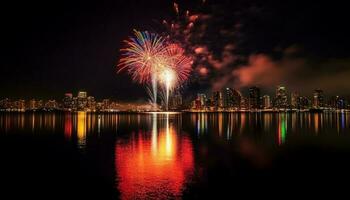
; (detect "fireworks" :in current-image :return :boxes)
[173,2,179,16]
[159,68,175,110]
[118,30,167,83]
[118,30,192,110]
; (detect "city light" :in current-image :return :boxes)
[1,86,350,113]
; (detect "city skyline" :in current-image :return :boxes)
[1,84,349,112]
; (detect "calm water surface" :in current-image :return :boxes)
[1,112,350,199]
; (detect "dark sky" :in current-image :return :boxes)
[1,0,349,101]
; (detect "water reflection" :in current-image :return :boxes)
[1,112,350,142]
[115,114,194,199]
[1,112,350,198]
[277,114,287,145]
[77,112,87,149]
[64,113,72,139]
[186,112,350,145]
[314,113,319,134]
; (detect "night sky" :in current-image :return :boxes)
[1,0,349,101]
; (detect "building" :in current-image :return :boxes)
[212,91,223,110]
[65,93,73,98]
[71,97,78,111]
[37,100,43,110]
[223,88,241,110]
[87,96,96,111]
[28,99,43,110]
[248,86,261,110]
[313,89,324,108]
[96,102,103,111]
[63,93,73,110]
[298,96,310,109]
[170,93,183,110]
[44,100,58,111]
[329,96,345,109]
[78,91,87,99]
[263,95,271,109]
[0,99,9,110]
[197,93,207,108]
[240,97,249,110]
[77,91,88,111]
[28,99,37,110]
[291,92,299,109]
[193,99,202,110]
[191,94,206,110]
[11,100,26,111]
[275,86,288,109]
[206,98,214,111]
[102,99,110,111]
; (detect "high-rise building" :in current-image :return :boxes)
[206,97,214,111]
[298,96,310,109]
[240,97,249,110]
[212,91,223,109]
[275,86,288,109]
[87,96,96,111]
[78,91,87,99]
[313,89,324,108]
[291,92,299,109]
[102,99,110,111]
[29,99,37,110]
[170,93,183,110]
[174,94,183,107]
[72,97,78,111]
[63,93,73,110]
[223,88,242,109]
[248,86,261,110]
[77,91,88,111]
[197,93,207,108]
[329,96,345,109]
[192,99,202,110]
[263,95,271,109]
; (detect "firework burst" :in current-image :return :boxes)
[118,30,193,110]
[165,43,193,85]
[118,30,168,109]
[118,30,167,83]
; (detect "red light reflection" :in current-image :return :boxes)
[115,116,194,199]
[64,113,72,139]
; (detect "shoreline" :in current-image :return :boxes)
[1,109,350,114]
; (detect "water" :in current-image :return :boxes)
[1,112,350,199]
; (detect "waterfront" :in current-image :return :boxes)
[1,112,350,199]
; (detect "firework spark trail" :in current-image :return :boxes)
[160,43,193,110]
[118,30,167,109]
[118,29,193,110]
[160,69,175,110]
[173,2,179,16]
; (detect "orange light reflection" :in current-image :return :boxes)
[115,114,194,199]
[77,112,86,148]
